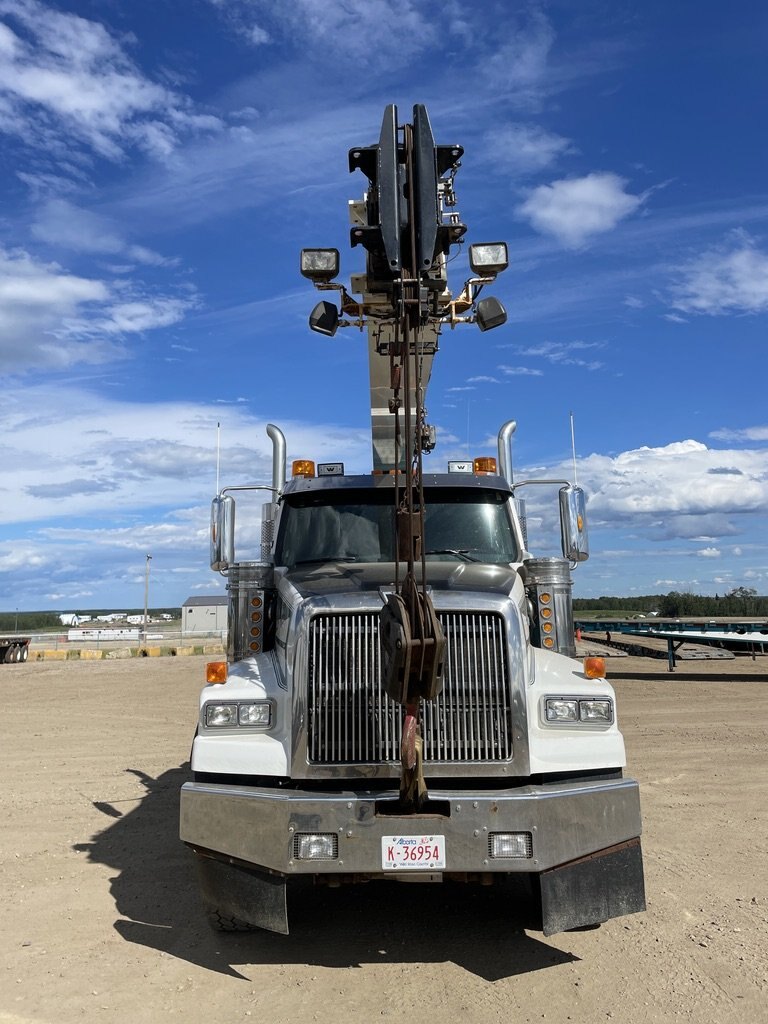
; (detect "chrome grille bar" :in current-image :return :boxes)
[307,611,512,764]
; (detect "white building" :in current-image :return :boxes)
[59,613,86,626]
[182,595,228,635]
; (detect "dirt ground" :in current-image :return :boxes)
[2,654,767,1024]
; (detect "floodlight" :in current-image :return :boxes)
[300,248,340,282]
[469,242,508,277]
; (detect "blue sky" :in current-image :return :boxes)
[1,0,766,611]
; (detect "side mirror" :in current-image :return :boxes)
[210,495,235,571]
[559,485,589,562]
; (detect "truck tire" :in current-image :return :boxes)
[20,646,28,662]
[4,647,15,664]
[204,907,255,932]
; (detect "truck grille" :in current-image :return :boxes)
[307,611,512,764]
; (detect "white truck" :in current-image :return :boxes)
[179,104,645,937]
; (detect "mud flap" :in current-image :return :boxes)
[195,854,289,934]
[539,838,646,936]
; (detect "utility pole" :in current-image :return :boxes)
[143,554,152,646]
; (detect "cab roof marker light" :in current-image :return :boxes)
[292,459,315,478]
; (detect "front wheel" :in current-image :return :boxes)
[205,906,255,932]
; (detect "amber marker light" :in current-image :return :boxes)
[473,457,497,475]
[583,657,606,679]
[206,661,228,684]
[292,459,315,478]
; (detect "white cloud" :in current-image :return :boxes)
[0,245,196,371]
[670,233,768,315]
[697,547,720,558]
[485,122,572,175]
[32,199,172,264]
[580,439,768,529]
[517,172,643,248]
[0,383,373,525]
[0,0,221,162]
[498,365,544,377]
[0,384,375,606]
[208,0,435,64]
[481,9,555,104]
[709,425,768,443]
[514,340,604,370]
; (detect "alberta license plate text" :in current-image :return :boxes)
[381,835,446,870]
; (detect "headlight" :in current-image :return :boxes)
[579,699,613,723]
[238,702,272,727]
[543,696,614,726]
[204,700,273,729]
[206,703,237,727]
[545,699,578,722]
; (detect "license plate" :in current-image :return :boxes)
[381,835,446,870]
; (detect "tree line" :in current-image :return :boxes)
[574,587,768,618]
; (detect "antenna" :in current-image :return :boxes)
[216,422,221,494]
[570,411,578,485]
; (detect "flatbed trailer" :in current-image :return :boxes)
[0,637,31,664]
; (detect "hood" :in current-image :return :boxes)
[284,560,519,602]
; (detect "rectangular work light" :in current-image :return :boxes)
[300,248,340,281]
[469,242,508,276]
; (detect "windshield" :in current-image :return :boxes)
[274,486,520,567]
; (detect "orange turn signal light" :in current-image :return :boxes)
[292,459,315,478]
[583,656,606,679]
[473,457,497,475]
[206,661,228,684]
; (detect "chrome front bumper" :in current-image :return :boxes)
[180,776,642,875]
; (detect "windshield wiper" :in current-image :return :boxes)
[292,556,358,566]
[424,548,479,562]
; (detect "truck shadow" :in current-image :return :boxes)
[75,765,578,982]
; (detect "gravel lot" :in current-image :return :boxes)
[2,654,767,1024]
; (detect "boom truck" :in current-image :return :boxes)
[180,104,646,936]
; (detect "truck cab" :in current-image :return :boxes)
[180,442,645,936]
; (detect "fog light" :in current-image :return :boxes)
[206,703,237,727]
[238,702,272,727]
[489,832,532,859]
[294,833,338,860]
[545,698,578,722]
[579,699,613,723]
